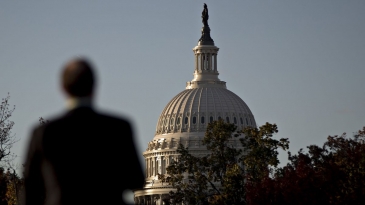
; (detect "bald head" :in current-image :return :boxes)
[62,58,95,97]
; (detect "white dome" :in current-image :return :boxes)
[155,87,256,135]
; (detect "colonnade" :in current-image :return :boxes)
[146,155,178,178]
[134,194,181,205]
[195,52,217,72]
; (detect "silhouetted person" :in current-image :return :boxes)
[24,58,144,205]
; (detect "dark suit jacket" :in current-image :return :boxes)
[24,107,144,205]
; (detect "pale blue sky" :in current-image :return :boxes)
[1,0,365,174]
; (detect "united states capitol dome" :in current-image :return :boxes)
[154,36,256,138]
[134,4,256,204]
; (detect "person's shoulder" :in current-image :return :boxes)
[28,113,66,143]
[31,114,63,132]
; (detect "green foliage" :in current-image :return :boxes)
[160,120,288,205]
[240,123,289,182]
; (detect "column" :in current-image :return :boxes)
[152,158,155,176]
[144,158,148,177]
[157,156,161,174]
[210,53,213,71]
[195,53,198,71]
[200,53,203,71]
[150,158,152,177]
[148,158,150,177]
[214,53,217,71]
[204,53,208,70]
[161,156,165,174]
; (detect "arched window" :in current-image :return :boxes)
[201,116,205,124]
[240,117,243,124]
[210,116,214,123]
[184,117,188,124]
[177,117,181,125]
[234,117,237,124]
[218,116,222,120]
[193,116,197,124]
[226,117,230,123]
[246,118,249,125]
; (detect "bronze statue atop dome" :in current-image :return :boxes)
[198,3,214,45]
[202,3,209,26]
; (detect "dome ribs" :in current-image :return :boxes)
[227,90,256,127]
[197,88,204,132]
[168,89,188,133]
[225,89,240,127]
[156,90,188,134]
[174,89,191,133]
[156,87,257,135]
[208,86,216,122]
[188,88,200,132]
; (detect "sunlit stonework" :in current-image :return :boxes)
[133,4,256,205]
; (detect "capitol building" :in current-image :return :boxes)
[134,5,256,205]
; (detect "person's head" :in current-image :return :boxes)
[61,57,96,98]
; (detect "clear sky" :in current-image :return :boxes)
[1,0,365,175]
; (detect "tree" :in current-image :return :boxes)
[0,94,24,205]
[5,167,23,205]
[2,116,47,205]
[240,123,289,183]
[0,166,23,205]
[159,120,241,205]
[0,94,17,165]
[159,120,289,205]
[0,168,8,205]
[245,127,365,205]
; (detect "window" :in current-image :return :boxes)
[246,118,249,125]
[193,116,196,124]
[234,117,237,124]
[210,116,213,123]
[201,116,205,124]
[170,118,174,125]
[185,117,188,124]
[218,116,222,120]
[240,118,243,124]
[226,117,230,123]
[177,117,181,125]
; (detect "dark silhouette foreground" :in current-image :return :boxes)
[24,58,144,205]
